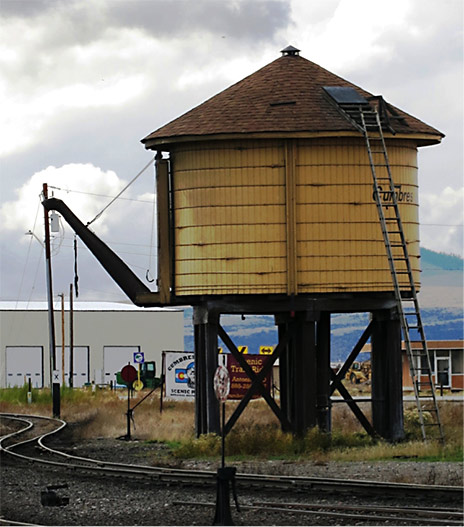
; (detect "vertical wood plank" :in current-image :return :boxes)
[156,157,172,303]
[285,140,297,295]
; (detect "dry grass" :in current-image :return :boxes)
[327,440,450,462]
[74,393,196,442]
[1,387,462,462]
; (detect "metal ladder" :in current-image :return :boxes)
[359,108,444,442]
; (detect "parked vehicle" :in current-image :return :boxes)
[116,361,160,389]
[346,360,371,384]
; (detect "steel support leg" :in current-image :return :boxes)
[371,310,404,441]
[316,312,331,432]
[276,312,317,436]
[193,306,220,436]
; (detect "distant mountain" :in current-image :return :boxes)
[419,248,463,309]
[421,248,463,271]
[183,248,463,361]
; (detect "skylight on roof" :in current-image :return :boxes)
[323,86,367,105]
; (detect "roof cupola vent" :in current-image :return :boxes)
[280,45,300,56]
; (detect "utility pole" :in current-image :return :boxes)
[43,183,60,417]
[59,293,65,386]
[69,283,74,389]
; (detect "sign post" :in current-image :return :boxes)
[120,363,137,440]
[213,365,239,526]
[214,365,230,468]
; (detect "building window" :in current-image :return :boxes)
[452,350,463,374]
[420,350,435,373]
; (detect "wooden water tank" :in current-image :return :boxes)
[142,47,443,301]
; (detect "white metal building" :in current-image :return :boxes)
[0,302,184,388]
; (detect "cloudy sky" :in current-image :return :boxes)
[1,0,462,304]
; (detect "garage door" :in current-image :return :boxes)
[6,346,43,388]
[56,346,90,388]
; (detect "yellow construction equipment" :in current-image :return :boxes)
[346,360,371,384]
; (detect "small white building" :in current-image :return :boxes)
[0,301,184,388]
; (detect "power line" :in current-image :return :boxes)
[86,156,155,227]
[48,187,154,204]
[56,234,153,249]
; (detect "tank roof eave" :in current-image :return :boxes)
[142,130,443,151]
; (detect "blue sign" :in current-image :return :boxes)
[133,351,145,364]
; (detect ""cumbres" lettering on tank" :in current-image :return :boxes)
[373,184,414,206]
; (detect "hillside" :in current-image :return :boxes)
[421,248,463,271]
[183,248,463,361]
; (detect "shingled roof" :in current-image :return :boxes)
[142,49,443,148]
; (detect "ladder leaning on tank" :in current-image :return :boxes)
[357,107,444,442]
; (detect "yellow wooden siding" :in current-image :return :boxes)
[170,138,421,296]
[295,138,419,293]
[173,141,287,295]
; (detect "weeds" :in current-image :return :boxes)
[172,426,375,461]
[0,385,53,406]
[1,387,462,463]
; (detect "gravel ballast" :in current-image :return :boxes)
[1,436,462,526]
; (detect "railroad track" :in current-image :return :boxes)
[1,412,463,526]
[176,500,464,526]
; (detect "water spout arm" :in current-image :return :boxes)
[42,197,157,306]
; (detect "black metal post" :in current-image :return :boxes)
[27,377,32,404]
[221,402,225,468]
[213,466,237,526]
[160,351,165,414]
[126,385,131,440]
[52,383,60,418]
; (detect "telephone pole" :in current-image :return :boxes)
[43,183,60,417]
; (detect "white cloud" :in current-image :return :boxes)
[0,22,169,157]
[285,0,413,71]
[0,163,126,237]
[420,186,464,256]
[2,74,147,157]
[0,1,288,158]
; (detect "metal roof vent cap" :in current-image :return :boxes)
[280,45,300,56]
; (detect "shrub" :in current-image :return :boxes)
[173,433,221,458]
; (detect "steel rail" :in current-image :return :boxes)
[0,415,34,442]
[253,501,464,525]
[0,519,40,526]
[0,414,66,458]
[175,500,464,526]
[1,413,463,502]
